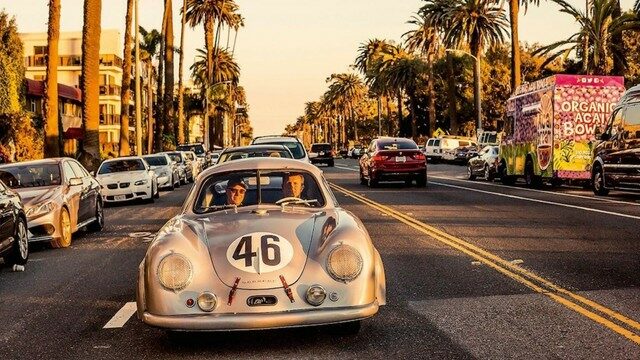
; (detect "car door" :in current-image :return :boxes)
[0,181,13,251]
[70,160,96,223]
[62,161,83,228]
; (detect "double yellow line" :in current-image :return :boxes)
[330,183,640,345]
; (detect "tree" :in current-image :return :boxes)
[139,27,162,153]
[177,0,187,145]
[119,0,133,156]
[536,0,637,75]
[44,0,61,157]
[78,0,102,171]
[506,1,541,90]
[324,73,367,144]
[163,0,175,148]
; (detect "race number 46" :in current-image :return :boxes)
[226,232,294,274]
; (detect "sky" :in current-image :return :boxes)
[0,0,636,136]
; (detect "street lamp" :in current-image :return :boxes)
[445,49,482,134]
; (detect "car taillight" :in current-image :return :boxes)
[414,153,426,161]
[372,154,384,163]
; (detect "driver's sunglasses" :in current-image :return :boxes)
[228,188,246,194]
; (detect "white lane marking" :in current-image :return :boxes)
[430,175,640,207]
[430,181,640,220]
[103,302,137,329]
[335,165,358,172]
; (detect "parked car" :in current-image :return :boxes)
[348,145,364,159]
[592,84,640,196]
[0,158,104,248]
[143,154,180,191]
[339,147,349,159]
[177,143,208,167]
[136,157,386,334]
[182,151,202,179]
[467,145,500,181]
[0,179,28,266]
[217,145,293,164]
[309,143,335,167]
[251,136,310,163]
[441,138,478,162]
[209,150,222,166]
[359,137,427,187]
[453,145,480,164]
[162,151,193,184]
[423,138,442,163]
[96,156,159,204]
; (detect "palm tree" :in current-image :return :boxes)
[433,0,508,132]
[163,0,175,147]
[119,0,133,156]
[139,27,161,153]
[79,0,102,171]
[324,73,367,144]
[177,0,187,145]
[507,1,541,90]
[371,43,410,137]
[44,0,61,157]
[536,0,637,75]
[404,13,440,136]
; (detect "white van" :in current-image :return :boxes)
[440,137,477,162]
[423,138,443,163]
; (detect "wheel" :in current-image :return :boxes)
[416,173,427,187]
[359,169,367,185]
[4,217,28,266]
[524,159,542,188]
[332,321,361,336]
[592,166,609,196]
[328,160,334,167]
[484,165,494,181]
[404,179,413,186]
[367,171,378,188]
[175,175,181,188]
[154,182,160,198]
[467,165,476,180]
[51,207,72,248]
[500,162,516,185]
[147,186,156,203]
[168,176,175,191]
[87,201,104,232]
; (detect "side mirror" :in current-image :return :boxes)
[90,171,96,177]
[69,177,83,186]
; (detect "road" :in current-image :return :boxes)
[1,159,639,359]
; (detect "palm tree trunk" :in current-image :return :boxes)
[79,0,102,171]
[397,90,404,137]
[509,0,521,91]
[611,1,624,75]
[155,12,166,152]
[177,0,186,145]
[119,0,133,156]
[163,0,175,144]
[446,53,458,134]
[205,17,215,149]
[409,93,417,140]
[146,61,154,153]
[385,96,392,136]
[428,63,436,137]
[44,0,61,158]
[472,45,482,133]
[351,106,358,141]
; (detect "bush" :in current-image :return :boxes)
[0,113,44,162]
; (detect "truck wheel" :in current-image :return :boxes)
[525,159,542,188]
[592,166,609,196]
[500,162,516,185]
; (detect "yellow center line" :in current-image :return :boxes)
[330,182,640,345]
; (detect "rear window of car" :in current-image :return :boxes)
[377,140,418,150]
[427,139,434,146]
[218,149,293,163]
[177,144,205,155]
[311,144,331,152]
[98,159,145,174]
[166,152,183,163]
[433,139,441,146]
[143,156,168,166]
[269,142,305,159]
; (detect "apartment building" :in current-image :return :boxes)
[20,30,126,154]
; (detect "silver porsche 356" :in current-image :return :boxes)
[136,157,386,334]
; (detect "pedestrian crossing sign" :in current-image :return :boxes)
[433,128,446,137]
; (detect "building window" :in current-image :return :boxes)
[30,100,36,113]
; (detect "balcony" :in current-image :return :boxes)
[100,114,121,125]
[100,85,121,96]
[24,54,123,68]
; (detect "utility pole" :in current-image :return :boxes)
[134,0,142,155]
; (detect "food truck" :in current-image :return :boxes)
[499,74,625,186]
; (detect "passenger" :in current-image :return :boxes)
[282,172,305,198]
[226,177,247,206]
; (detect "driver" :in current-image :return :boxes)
[226,177,247,206]
[282,172,305,199]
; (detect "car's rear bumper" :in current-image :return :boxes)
[141,301,379,331]
[372,167,426,180]
[311,157,334,163]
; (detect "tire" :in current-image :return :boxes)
[524,158,542,188]
[367,171,378,188]
[416,172,427,188]
[87,201,104,232]
[500,162,516,186]
[592,166,610,196]
[328,160,334,167]
[168,176,175,191]
[484,165,494,181]
[332,321,361,336]
[51,207,72,248]
[404,179,413,186]
[359,169,367,185]
[467,165,476,180]
[4,217,28,266]
[175,175,181,188]
[154,182,160,199]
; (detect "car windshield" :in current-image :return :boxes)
[378,140,418,150]
[177,144,205,155]
[143,156,168,166]
[98,159,146,174]
[166,153,183,163]
[0,163,61,188]
[218,149,293,163]
[194,170,325,213]
[311,144,331,152]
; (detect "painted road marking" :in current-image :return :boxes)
[329,182,640,345]
[430,181,640,221]
[103,302,137,329]
[335,165,357,172]
[430,175,640,207]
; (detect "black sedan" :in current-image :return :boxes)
[0,179,28,266]
[467,145,499,181]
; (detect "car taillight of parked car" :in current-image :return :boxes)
[372,154,385,163]
[413,153,426,161]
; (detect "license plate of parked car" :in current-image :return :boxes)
[115,195,126,201]
[395,156,406,162]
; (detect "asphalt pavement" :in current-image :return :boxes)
[0,159,638,359]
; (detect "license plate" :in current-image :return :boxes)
[395,156,406,162]
[114,195,126,201]
[247,295,278,306]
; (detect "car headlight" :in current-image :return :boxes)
[25,201,55,218]
[157,253,192,291]
[327,245,363,283]
[134,179,148,186]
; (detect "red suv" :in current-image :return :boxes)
[359,137,427,187]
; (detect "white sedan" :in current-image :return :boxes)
[96,156,159,203]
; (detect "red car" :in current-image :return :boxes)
[359,137,427,187]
